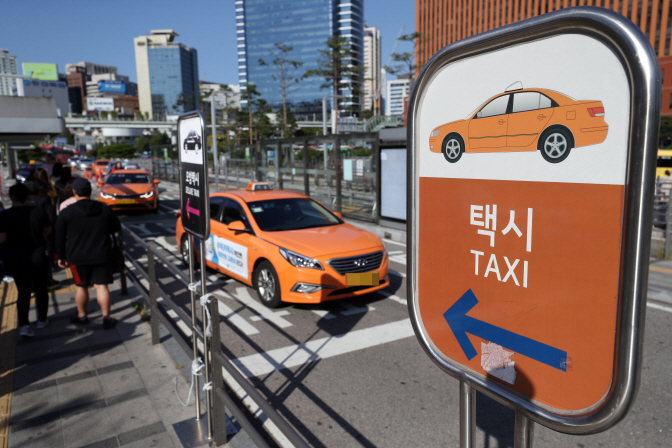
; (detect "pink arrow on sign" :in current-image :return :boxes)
[186,198,200,219]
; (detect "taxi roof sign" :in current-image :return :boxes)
[247,181,272,191]
[407,7,660,434]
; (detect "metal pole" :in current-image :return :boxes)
[118,232,128,295]
[211,95,219,192]
[224,154,229,191]
[335,136,342,213]
[188,237,202,420]
[209,272,227,445]
[277,141,283,190]
[666,195,672,258]
[147,249,160,345]
[514,410,534,448]
[459,381,476,448]
[199,240,213,440]
[322,95,328,136]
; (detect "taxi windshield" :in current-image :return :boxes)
[107,173,150,184]
[96,161,109,166]
[247,197,342,231]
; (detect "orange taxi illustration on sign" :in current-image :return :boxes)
[176,183,389,308]
[429,82,609,163]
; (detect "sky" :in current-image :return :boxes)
[0,0,416,86]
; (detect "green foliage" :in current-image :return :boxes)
[384,32,426,91]
[94,143,137,159]
[352,147,372,157]
[304,36,364,126]
[361,109,374,120]
[661,116,672,148]
[294,147,324,162]
[149,130,171,146]
[18,147,46,163]
[59,128,75,145]
[135,136,149,153]
[259,42,304,137]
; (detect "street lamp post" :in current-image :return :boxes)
[205,91,227,192]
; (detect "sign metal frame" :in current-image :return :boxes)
[178,110,210,239]
[407,7,661,434]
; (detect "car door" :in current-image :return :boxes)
[208,198,255,282]
[506,91,554,149]
[203,196,226,269]
[468,94,511,150]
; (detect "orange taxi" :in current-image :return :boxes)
[429,83,609,163]
[176,183,389,308]
[97,169,160,212]
[93,159,110,179]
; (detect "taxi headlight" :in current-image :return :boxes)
[100,191,113,199]
[431,129,441,137]
[279,248,324,270]
[140,190,154,198]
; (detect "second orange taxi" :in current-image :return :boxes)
[98,169,160,212]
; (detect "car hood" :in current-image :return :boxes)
[260,223,383,258]
[101,184,153,195]
[438,118,467,130]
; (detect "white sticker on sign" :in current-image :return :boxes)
[179,118,204,165]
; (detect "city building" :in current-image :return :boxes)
[414,1,672,115]
[662,56,672,117]
[363,26,382,115]
[20,79,69,117]
[66,65,87,114]
[65,62,117,77]
[0,49,18,96]
[134,29,199,120]
[235,0,365,122]
[386,74,410,117]
[85,73,137,98]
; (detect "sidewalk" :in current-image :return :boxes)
[0,267,229,448]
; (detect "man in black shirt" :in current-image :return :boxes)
[55,178,121,329]
[0,183,52,338]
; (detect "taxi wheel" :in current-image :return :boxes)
[254,261,281,308]
[180,235,197,267]
[442,133,464,163]
[539,127,573,163]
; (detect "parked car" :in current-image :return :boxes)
[14,162,43,182]
[429,83,609,163]
[176,183,389,308]
[78,158,94,171]
[93,159,110,178]
[97,170,160,212]
[68,157,80,169]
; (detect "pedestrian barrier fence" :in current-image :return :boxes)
[118,224,310,448]
[653,178,672,257]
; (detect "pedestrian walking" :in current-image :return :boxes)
[0,183,52,337]
[55,178,121,329]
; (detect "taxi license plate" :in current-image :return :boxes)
[117,199,136,204]
[346,272,379,287]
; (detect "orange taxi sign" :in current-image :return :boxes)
[408,8,660,433]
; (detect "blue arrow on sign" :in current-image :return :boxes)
[443,289,568,372]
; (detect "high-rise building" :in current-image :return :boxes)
[66,66,87,114]
[363,26,382,115]
[414,2,671,115]
[65,62,117,77]
[134,30,199,120]
[0,49,18,96]
[236,0,365,121]
[386,74,411,117]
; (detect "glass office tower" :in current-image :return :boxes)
[236,0,364,120]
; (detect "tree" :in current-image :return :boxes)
[173,91,205,113]
[135,136,149,153]
[384,32,426,92]
[258,42,304,138]
[96,143,137,159]
[304,36,364,133]
[240,83,262,144]
[253,99,274,139]
[149,130,171,147]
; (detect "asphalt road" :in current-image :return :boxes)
[89,179,672,447]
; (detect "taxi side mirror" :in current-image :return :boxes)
[333,212,342,219]
[228,220,250,233]
[153,179,161,184]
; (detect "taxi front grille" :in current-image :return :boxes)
[111,193,142,198]
[327,251,383,275]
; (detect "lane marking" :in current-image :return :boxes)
[306,308,338,320]
[378,291,407,305]
[650,266,672,275]
[217,288,293,328]
[216,298,260,335]
[389,254,407,265]
[383,238,406,247]
[250,310,291,321]
[647,301,672,313]
[338,301,375,316]
[389,269,406,278]
[232,318,414,378]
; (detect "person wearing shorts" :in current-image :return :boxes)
[55,178,121,329]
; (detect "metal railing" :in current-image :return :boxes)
[119,224,310,448]
[653,179,672,257]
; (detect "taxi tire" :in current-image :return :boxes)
[180,235,198,267]
[442,133,464,163]
[539,126,573,163]
[254,261,281,308]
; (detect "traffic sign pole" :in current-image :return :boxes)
[514,410,534,448]
[459,381,475,448]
